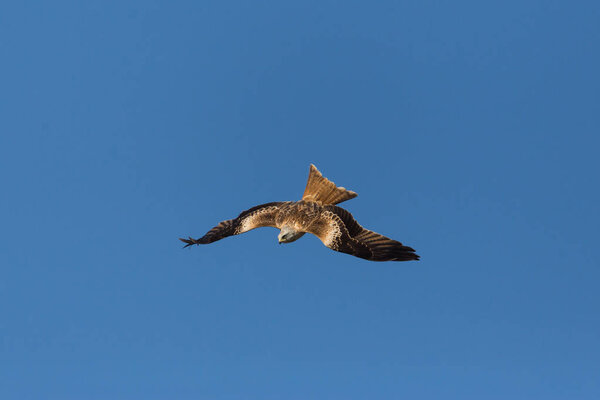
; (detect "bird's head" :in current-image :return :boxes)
[278,226,305,244]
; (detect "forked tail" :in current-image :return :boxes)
[301,164,357,205]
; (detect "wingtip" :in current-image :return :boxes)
[406,250,420,261]
[179,237,197,248]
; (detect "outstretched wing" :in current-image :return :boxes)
[307,205,419,262]
[180,202,288,247]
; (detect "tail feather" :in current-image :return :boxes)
[302,164,357,205]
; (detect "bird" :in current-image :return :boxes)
[180,164,419,262]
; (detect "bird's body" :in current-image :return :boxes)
[180,165,419,262]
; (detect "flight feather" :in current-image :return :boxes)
[302,164,357,205]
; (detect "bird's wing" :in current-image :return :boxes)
[180,202,288,247]
[307,205,419,262]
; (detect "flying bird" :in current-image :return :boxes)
[180,165,419,262]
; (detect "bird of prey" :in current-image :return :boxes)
[180,165,419,262]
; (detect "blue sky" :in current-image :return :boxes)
[1,0,599,398]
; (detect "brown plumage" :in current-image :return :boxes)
[180,164,419,262]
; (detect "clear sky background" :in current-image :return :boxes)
[1,1,599,399]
